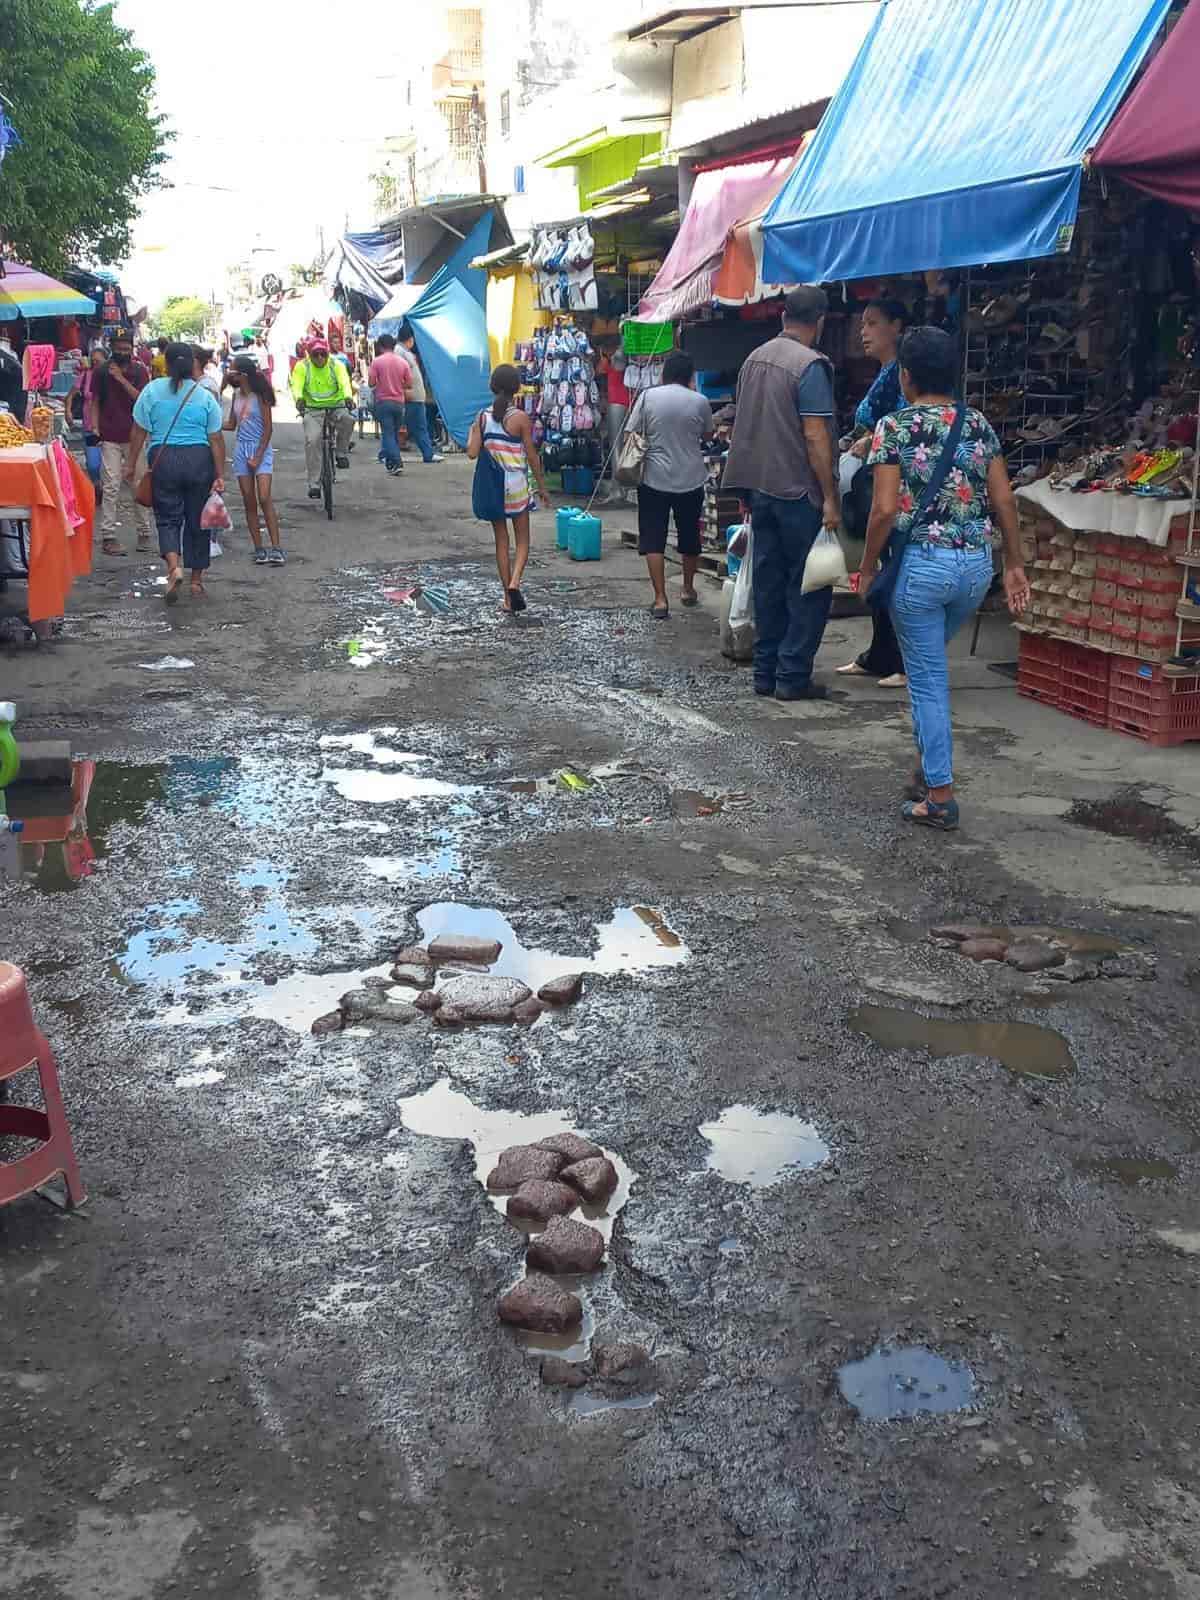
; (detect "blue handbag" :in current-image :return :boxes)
[471,411,507,521]
[868,403,966,613]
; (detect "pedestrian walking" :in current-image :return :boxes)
[367,334,413,476]
[94,334,152,556]
[857,326,1031,830]
[289,339,355,499]
[837,298,910,688]
[193,346,223,400]
[596,344,633,505]
[466,363,550,613]
[629,350,713,619]
[398,328,444,464]
[126,340,226,604]
[151,337,168,378]
[224,354,284,565]
[722,285,841,701]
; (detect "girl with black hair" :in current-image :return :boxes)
[467,363,550,612]
[224,355,283,565]
[126,340,226,603]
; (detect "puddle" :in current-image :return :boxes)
[396,1079,634,1241]
[838,1346,975,1419]
[568,1391,659,1417]
[1067,789,1200,860]
[359,840,462,883]
[415,902,688,990]
[318,730,432,765]
[137,656,195,671]
[700,1105,829,1187]
[512,1288,597,1363]
[1075,1156,1178,1187]
[5,759,166,892]
[850,1003,1075,1079]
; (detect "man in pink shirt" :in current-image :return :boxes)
[367,334,413,477]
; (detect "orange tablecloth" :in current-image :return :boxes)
[0,447,94,621]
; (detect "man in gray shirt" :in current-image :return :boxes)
[723,285,839,700]
[631,350,714,616]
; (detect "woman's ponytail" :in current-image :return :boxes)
[490,362,520,422]
[166,341,194,392]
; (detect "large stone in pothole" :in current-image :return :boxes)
[390,961,435,990]
[537,972,585,1005]
[527,1215,605,1274]
[433,1003,466,1028]
[339,988,418,1024]
[311,1010,343,1036]
[541,1356,588,1388]
[486,1145,567,1191]
[428,932,502,965]
[414,989,442,1013]
[536,1132,604,1164]
[1006,940,1065,973]
[594,1342,649,1378]
[498,1274,582,1334]
[512,997,547,1025]
[932,923,997,943]
[958,938,1009,964]
[437,973,531,1021]
[393,944,433,968]
[507,1179,580,1225]
[561,1156,619,1205]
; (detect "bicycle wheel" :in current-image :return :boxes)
[321,428,334,521]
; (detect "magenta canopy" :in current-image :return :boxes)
[1094,2,1200,212]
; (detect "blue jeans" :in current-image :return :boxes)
[405,400,435,462]
[749,491,833,689]
[376,400,405,470]
[890,543,993,788]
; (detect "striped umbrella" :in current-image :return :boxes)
[0,259,97,321]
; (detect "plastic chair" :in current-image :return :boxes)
[0,961,85,1209]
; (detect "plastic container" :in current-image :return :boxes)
[1109,657,1200,745]
[572,466,596,498]
[556,507,579,550]
[1016,633,1061,708]
[0,702,19,789]
[1059,641,1111,728]
[567,512,601,562]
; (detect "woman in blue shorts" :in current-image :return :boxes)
[224,355,284,565]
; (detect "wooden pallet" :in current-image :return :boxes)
[620,529,730,578]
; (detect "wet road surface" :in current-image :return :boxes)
[1,419,1198,1599]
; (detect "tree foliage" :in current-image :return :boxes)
[152,296,209,340]
[0,0,168,272]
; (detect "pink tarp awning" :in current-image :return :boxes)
[1093,3,1200,212]
[635,153,800,323]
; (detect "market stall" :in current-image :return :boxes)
[0,437,94,628]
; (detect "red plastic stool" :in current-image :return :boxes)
[0,961,85,1209]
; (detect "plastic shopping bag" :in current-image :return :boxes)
[200,491,232,533]
[720,578,754,661]
[801,527,849,594]
[728,521,754,631]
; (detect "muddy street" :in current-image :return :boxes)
[2,419,1199,1600]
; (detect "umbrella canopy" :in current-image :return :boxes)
[0,260,97,321]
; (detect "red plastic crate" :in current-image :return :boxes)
[1108,658,1200,746]
[1017,633,1061,707]
[1058,641,1111,728]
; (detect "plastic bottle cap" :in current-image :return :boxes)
[0,702,15,723]
[7,819,23,833]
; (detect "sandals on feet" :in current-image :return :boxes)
[507,586,527,613]
[680,592,699,608]
[102,538,125,557]
[902,797,959,831]
[650,603,670,620]
[836,660,871,675]
[164,572,182,605]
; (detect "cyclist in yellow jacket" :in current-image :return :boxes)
[289,339,355,498]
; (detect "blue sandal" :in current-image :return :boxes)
[902,797,959,831]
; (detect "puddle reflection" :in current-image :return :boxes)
[700,1105,829,1187]
[850,1003,1075,1079]
[838,1346,975,1419]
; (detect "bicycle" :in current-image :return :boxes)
[320,409,337,521]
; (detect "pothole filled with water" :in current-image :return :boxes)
[1075,1155,1178,1187]
[700,1105,829,1187]
[568,1391,659,1418]
[838,1346,975,1420]
[1067,788,1200,860]
[850,1003,1075,1079]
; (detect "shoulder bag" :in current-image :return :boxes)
[868,404,966,613]
[135,381,200,508]
[471,410,508,522]
[615,393,649,487]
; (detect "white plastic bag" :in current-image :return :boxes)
[801,527,848,594]
[839,449,863,498]
[728,521,754,630]
[720,578,754,661]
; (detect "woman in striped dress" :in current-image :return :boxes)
[223,355,284,565]
[467,364,550,612]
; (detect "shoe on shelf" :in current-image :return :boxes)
[253,547,268,565]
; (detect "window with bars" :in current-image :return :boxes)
[437,97,478,162]
[446,8,483,75]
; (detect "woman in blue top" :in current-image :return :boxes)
[837,299,909,686]
[126,341,226,604]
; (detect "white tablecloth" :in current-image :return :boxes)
[1016,478,1192,548]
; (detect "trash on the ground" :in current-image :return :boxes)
[838,1346,975,1420]
[137,656,195,671]
[554,767,594,793]
[700,1105,830,1187]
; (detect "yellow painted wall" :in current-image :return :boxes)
[486,267,547,368]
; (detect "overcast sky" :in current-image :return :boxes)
[114,0,426,311]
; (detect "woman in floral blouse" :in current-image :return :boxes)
[858,326,1030,831]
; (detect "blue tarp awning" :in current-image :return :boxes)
[369,213,493,448]
[761,0,1171,285]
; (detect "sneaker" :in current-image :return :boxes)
[253,547,268,565]
[335,454,350,469]
[428,453,445,463]
[268,547,286,565]
[753,680,775,697]
[775,683,828,701]
[387,464,404,477]
[308,486,321,499]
